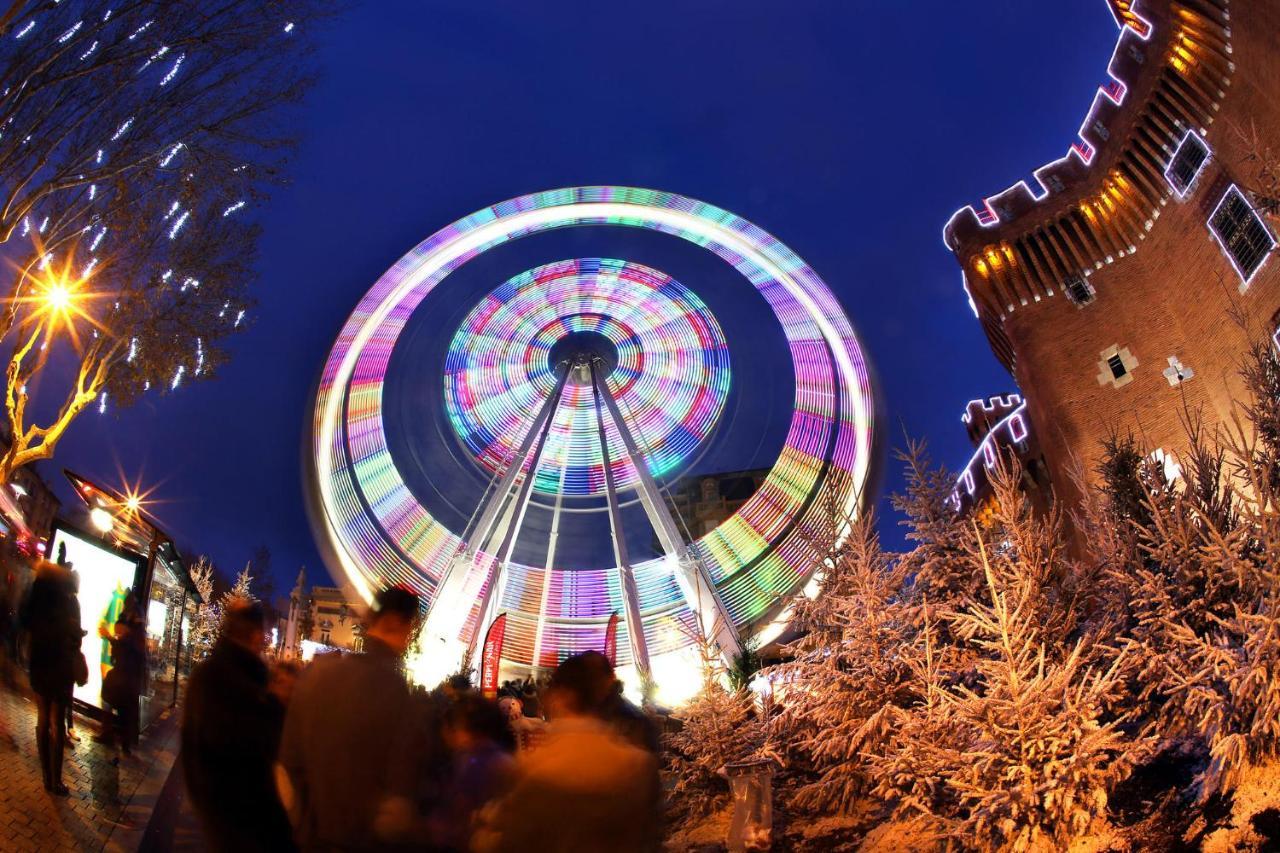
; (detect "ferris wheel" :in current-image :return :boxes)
[308,187,875,699]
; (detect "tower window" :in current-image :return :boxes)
[1107,354,1126,379]
[1209,185,1276,287]
[1097,344,1138,389]
[1063,274,1095,306]
[1164,131,1210,197]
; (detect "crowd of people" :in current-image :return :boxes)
[181,586,663,852]
[0,553,147,797]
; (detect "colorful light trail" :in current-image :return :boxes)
[444,258,730,498]
[309,187,875,698]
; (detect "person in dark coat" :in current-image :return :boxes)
[277,586,426,851]
[182,600,295,852]
[18,560,82,795]
[101,594,146,755]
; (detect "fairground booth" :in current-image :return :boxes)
[54,471,202,730]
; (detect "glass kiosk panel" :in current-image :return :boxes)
[48,524,144,711]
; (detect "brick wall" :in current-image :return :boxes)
[948,0,1280,502]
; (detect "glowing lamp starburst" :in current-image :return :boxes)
[45,282,74,311]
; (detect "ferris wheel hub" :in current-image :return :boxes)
[546,329,619,384]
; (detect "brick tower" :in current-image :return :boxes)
[945,0,1280,504]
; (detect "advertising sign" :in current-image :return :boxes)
[480,613,507,699]
[49,524,144,710]
[603,610,619,666]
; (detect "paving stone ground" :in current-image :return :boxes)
[0,673,180,853]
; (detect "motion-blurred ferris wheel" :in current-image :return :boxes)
[308,187,875,700]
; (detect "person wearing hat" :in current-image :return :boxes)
[277,585,427,851]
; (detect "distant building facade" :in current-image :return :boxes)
[666,469,770,538]
[945,0,1280,505]
[282,569,366,657]
[8,463,60,544]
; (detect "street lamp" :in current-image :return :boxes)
[45,282,72,311]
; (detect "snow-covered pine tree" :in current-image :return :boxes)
[188,556,220,660]
[664,612,770,829]
[1109,341,1280,796]
[763,499,917,815]
[868,463,1148,851]
[893,440,978,609]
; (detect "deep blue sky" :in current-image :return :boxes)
[46,1,1118,594]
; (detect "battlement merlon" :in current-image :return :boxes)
[940,0,1234,352]
[944,1,1162,251]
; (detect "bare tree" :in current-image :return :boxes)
[1231,121,1280,219]
[0,0,325,481]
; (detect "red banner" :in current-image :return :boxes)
[480,613,507,699]
[603,610,619,666]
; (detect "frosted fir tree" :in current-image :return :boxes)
[868,512,1148,851]
[1104,341,1280,796]
[665,675,768,826]
[893,440,980,609]
[665,613,771,828]
[764,503,917,816]
[188,556,220,661]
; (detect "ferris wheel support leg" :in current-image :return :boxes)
[422,369,570,659]
[590,363,652,684]
[464,372,569,659]
[531,466,566,672]
[593,370,742,662]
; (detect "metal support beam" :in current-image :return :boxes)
[595,374,742,659]
[422,368,570,651]
[531,462,566,671]
[465,368,572,558]
[591,361,652,682]
[465,369,569,655]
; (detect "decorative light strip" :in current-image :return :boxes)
[951,400,1030,511]
[311,187,875,674]
[942,0,1152,241]
[1207,185,1278,290]
[1163,129,1212,198]
[960,393,1023,423]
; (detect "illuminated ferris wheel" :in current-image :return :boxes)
[308,187,875,698]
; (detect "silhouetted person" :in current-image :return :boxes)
[520,683,541,719]
[0,562,19,690]
[19,560,81,795]
[473,652,661,852]
[101,593,146,755]
[430,694,516,850]
[569,651,660,755]
[278,586,424,851]
[63,567,82,748]
[183,600,294,852]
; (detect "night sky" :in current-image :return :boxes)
[44,1,1118,596]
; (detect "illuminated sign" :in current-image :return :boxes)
[50,524,144,710]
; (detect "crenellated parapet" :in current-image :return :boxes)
[945,0,1234,370]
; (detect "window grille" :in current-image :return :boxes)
[1164,132,1210,197]
[1209,185,1276,286]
